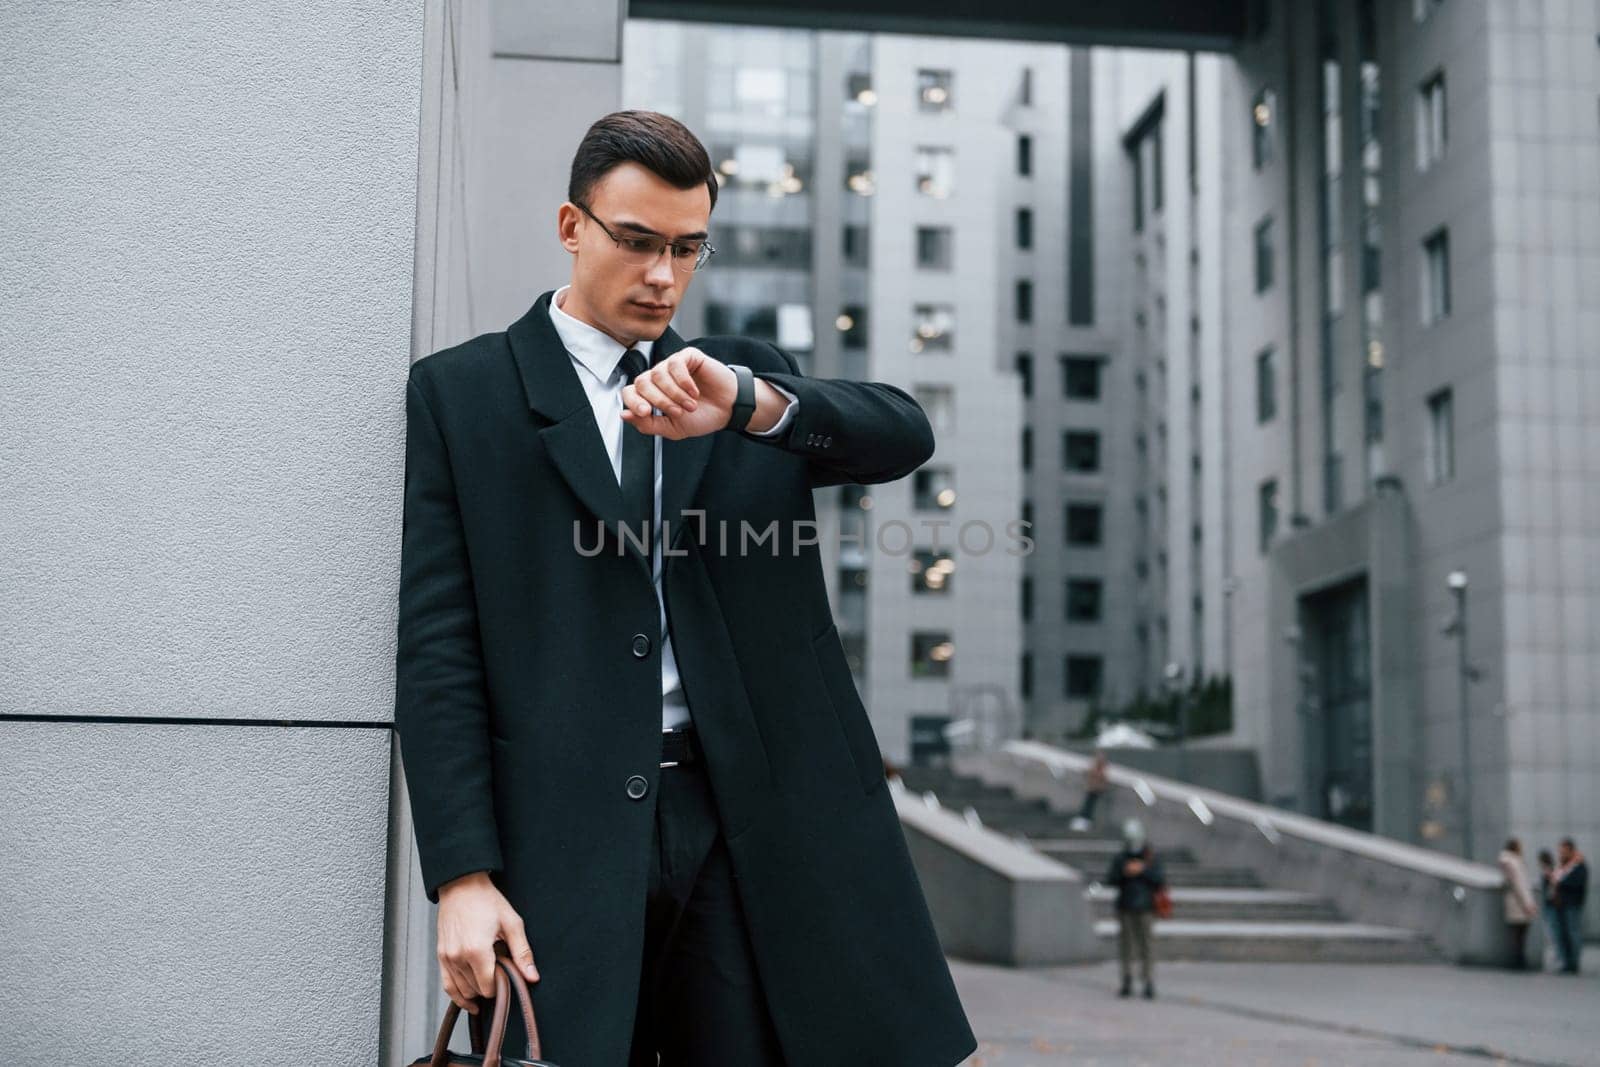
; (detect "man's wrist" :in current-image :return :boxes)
[439,869,493,896]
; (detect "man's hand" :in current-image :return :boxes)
[436,871,539,1015]
[620,346,784,439]
[1125,858,1146,877]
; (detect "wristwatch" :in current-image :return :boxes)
[725,363,756,432]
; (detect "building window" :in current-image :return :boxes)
[1015,279,1033,323]
[1020,651,1033,698]
[1253,87,1276,169]
[1256,346,1277,422]
[1017,133,1033,176]
[911,303,954,352]
[1258,478,1279,553]
[1019,66,1033,107]
[915,146,954,198]
[1255,217,1275,292]
[1021,499,1034,532]
[911,549,955,594]
[911,632,954,678]
[913,384,955,435]
[1065,502,1103,546]
[1020,576,1033,621]
[1417,70,1447,171]
[1412,0,1444,22]
[842,224,869,267]
[1021,426,1033,471]
[1064,655,1103,699]
[1062,355,1102,400]
[1015,207,1034,250]
[1423,228,1451,323]
[837,305,867,349]
[916,225,952,270]
[1065,578,1102,623]
[1062,431,1101,473]
[917,69,953,112]
[1426,387,1455,485]
[913,467,956,510]
[1015,352,1033,398]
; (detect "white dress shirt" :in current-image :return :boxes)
[549,284,798,730]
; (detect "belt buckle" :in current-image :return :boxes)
[660,727,691,768]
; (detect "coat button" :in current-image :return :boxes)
[823,435,832,447]
[632,633,651,658]
[625,775,649,800]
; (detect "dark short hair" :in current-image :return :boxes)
[1538,849,1555,865]
[568,110,717,214]
[1560,836,1576,849]
[1505,837,1520,853]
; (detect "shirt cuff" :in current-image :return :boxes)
[743,380,799,437]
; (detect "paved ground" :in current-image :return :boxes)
[951,955,1598,1066]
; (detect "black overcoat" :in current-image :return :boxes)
[395,288,977,1066]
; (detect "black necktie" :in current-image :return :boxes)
[618,348,654,559]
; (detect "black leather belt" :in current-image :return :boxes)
[660,725,701,768]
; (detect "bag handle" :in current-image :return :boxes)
[427,944,544,1066]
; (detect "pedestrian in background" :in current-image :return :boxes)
[1538,849,1562,971]
[1552,837,1588,974]
[1497,838,1538,969]
[1070,749,1110,832]
[1107,817,1165,1000]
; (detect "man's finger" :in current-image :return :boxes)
[666,359,700,400]
[470,949,498,1003]
[634,376,683,417]
[502,915,541,982]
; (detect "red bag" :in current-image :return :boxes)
[1153,886,1173,920]
[410,947,559,1066]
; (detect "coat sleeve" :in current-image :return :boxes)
[394,372,504,904]
[736,342,936,489]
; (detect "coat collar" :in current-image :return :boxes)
[507,289,717,569]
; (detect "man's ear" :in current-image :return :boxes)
[557,203,581,254]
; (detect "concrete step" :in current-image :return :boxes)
[1030,838,1198,866]
[1092,918,1438,963]
[1155,862,1265,888]
[1031,846,1253,885]
[1086,886,1342,922]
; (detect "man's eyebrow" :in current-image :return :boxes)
[613,218,708,241]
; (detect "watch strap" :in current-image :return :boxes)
[726,363,757,431]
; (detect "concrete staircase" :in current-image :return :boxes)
[896,764,1437,964]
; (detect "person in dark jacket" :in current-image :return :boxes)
[1106,817,1165,999]
[1553,837,1588,974]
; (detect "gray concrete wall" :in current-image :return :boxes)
[0,2,421,1061]
[1064,743,1264,800]
[895,784,1103,966]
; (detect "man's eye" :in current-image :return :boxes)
[622,237,658,253]
[672,243,701,258]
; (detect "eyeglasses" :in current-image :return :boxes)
[574,201,716,273]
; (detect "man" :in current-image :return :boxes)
[395,110,977,1066]
[1552,837,1588,974]
[1105,817,1165,1000]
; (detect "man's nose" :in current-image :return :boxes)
[644,247,676,287]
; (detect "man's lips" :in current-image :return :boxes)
[632,301,673,314]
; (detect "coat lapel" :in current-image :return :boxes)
[507,289,716,569]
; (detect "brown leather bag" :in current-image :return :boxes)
[409,947,559,1067]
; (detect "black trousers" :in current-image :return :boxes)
[627,750,786,1066]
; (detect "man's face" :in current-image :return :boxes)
[558,161,712,347]
[1559,842,1574,864]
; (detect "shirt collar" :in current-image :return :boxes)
[549,284,655,384]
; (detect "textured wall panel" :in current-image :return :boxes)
[0,2,423,722]
[0,722,392,1061]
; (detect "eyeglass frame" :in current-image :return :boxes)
[572,200,717,273]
